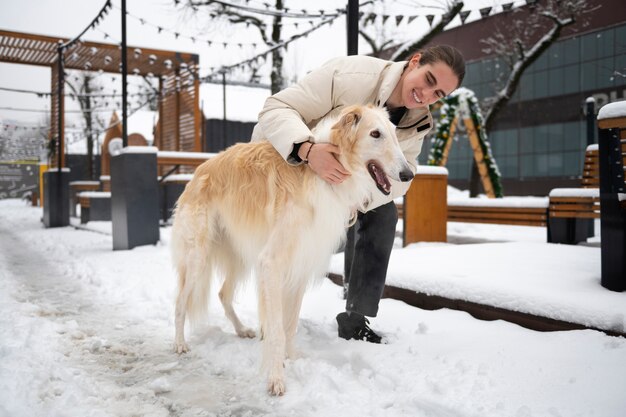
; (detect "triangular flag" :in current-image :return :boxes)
[382,15,390,24]
[407,15,418,24]
[479,7,492,18]
[395,15,404,26]
[426,14,435,27]
[502,2,514,12]
[459,10,471,24]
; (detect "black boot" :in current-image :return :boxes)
[336,312,383,344]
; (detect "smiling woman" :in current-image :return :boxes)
[251,44,466,345]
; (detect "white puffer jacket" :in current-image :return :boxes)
[251,55,433,211]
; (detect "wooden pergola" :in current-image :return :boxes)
[0,29,202,167]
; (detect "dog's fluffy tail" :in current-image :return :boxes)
[171,205,214,326]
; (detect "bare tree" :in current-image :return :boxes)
[185,0,287,94]
[389,0,463,61]
[359,1,463,59]
[480,0,592,133]
[465,0,593,196]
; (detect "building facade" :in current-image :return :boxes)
[414,0,626,195]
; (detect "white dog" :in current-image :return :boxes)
[171,104,413,395]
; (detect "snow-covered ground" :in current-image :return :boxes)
[1,198,626,417]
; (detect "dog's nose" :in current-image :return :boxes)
[399,169,414,182]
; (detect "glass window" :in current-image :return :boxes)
[617,25,626,54]
[520,155,534,178]
[534,70,548,99]
[615,54,626,76]
[563,37,580,66]
[466,62,481,85]
[548,124,564,152]
[548,42,563,68]
[597,57,616,89]
[520,127,534,154]
[581,33,598,61]
[597,29,614,58]
[548,67,564,96]
[503,155,519,178]
[547,153,563,176]
[562,122,578,150]
[563,64,580,94]
[534,125,549,153]
[533,51,548,71]
[581,61,597,91]
[481,59,493,84]
[535,154,548,177]
[519,73,534,101]
[563,151,582,177]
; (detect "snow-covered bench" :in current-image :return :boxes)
[78,191,112,223]
[447,196,549,227]
[69,180,100,217]
[547,145,606,244]
[156,151,216,222]
[597,101,626,291]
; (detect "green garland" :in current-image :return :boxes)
[427,94,459,166]
[427,88,503,198]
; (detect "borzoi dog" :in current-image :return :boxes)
[171,105,414,395]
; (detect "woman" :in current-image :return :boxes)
[252,44,465,343]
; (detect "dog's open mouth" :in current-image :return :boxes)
[367,160,391,195]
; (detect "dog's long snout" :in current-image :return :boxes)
[399,169,414,182]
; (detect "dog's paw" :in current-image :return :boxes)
[236,327,256,339]
[267,377,286,396]
[174,341,189,354]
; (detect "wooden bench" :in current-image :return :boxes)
[597,102,626,291]
[76,150,215,224]
[69,180,100,217]
[549,142,626,244]
[447,198,549,227]
[78,191,112,223]
[156,151,215,222]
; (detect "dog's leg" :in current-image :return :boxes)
[219,264,256,338]
[174,264,190,354]
[283,284,306,360]
[258,254,288,396]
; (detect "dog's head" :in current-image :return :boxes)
[330,105,414,196]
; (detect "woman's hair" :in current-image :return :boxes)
[416,45,465,88]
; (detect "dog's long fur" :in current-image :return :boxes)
[171,105,413,395]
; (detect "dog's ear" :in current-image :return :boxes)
[332,107,362,131]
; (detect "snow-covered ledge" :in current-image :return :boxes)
[416,166,448,176]
[121,146,158,154]
[157,150,217,159]
[598,101,626,121]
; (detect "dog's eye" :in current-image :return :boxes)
[370,130,381,139]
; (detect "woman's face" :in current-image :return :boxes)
[400,54,459,109]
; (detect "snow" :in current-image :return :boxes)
[415,166,448,176]
[161,174,194,183]
[549,188,599,198]
[448,196,548,208]
[121,146,158,154]
[1,198,626,416]
[77,191,111,199]
[597,101,626,120]
[157,151,218,160]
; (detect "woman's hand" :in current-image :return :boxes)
[299,142,350,185]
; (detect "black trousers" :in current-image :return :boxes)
[343,201,398,317]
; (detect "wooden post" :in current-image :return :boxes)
[403,166,448,245]
[463,116,495,198]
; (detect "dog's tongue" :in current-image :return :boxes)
[368,162,391,195]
